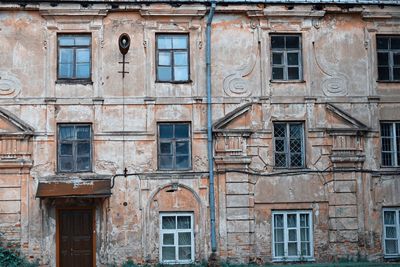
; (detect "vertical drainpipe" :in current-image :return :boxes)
[206,0,217,254]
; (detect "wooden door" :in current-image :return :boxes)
[58,209,94,267]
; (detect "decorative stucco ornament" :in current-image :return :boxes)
[0,71,21,98]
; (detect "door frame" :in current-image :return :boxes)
[56,206,96,267]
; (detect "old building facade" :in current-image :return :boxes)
[0,0,400,266]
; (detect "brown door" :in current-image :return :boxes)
[58,209,94,267]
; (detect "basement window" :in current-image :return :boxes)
[383,208,400,257]
[271,34,302,81]
[272,210,314,261]
[377,36,400,82]
[160,213,194,264]
[274,122,305,168]
[380,122,400,167]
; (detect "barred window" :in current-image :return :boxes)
[274,122,305,168]
[271,34,302,81]
[381,122,400,167]
[58,124,92,172]
[158,123,191,170]
[377,36,400,82]
[58,34,91,80]
[383,208,400,257]
[272,210,313,260]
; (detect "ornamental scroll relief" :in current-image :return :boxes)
[0,71,21,98]
[223,21,259,97]
[313,32,349,97]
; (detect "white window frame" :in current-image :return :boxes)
[383,208,400,258]
[381,122,400,167]
[272,210,314,261]
[159,212,194,264]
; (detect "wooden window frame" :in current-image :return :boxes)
[377,35,400,82]
[382,208,400,258]
[270,34,303,81]
[272,210,314,262]
[57,33,92,83]
[57,123,92,173]
[159,212,194,264]
[273,122,305,168]
[157,122,192,171]
[155,33,190,83]
[380,122,400,167]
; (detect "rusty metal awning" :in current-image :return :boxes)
[36,179,111,198]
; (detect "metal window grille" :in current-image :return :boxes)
[383,208,400,257]
[271,34,302,81]
[380,122,400,167]
[156,34,189,82]
[58,35,91,80]
[274,122,305,168]
[159,213,194,264]
[272,210,313,260]
[158,123,191,170]
[377,36,400,82]
[58,124,92,172]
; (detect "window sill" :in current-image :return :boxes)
[383,255,400,260]
[155,80,192,84]
[272,257,315,262]
[270,79,305,83]
[56,79,93,85]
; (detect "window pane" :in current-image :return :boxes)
[290,153,303,167]
[59,48,74,63]
[77,143,90,155]
[176,155,189,169]
[160,142,172,154]
[163,233,174,245]
[275,153,286,167]
[76,63,90,78]
[174,52,188,66]
[288,243,297,256]
[158,66,172,81]
[274,124,286,138]
[76,126,91,139]
[382,152,393,166]
[175,124,189,138]
[394,68,400,80]
[177,216,191,229]
[382,137,392,151]
[159,155,173,169]
[178,232,191,245]
[288,67,299,80]
[274,214,284,227]
[377,37,389,49]
[275,139,285,152]
[162,216,176,229]
[391,37,400,49]
[378,67,390,80]
[290,139,302,153]
[172,36,187,49]
[274,243,284,257]
[378,52,389,66]
[386,226,397,238]
[274,229,284,242]
[76,49,90,63]
[162,247,175,261]
[287,53,299,65]
[59,156,73,171]
[159,52,171,66]
[381,123,393,137]
[287,214,296,227]
[286,36,300,49]
[301,242,310,256]
[75,36,90,46]
[288,229,297,241]
[178,247,191,260]
[300,214,309,227]
[59,63,73,78]
[272,53,283,65]
[394,53,400,65]
[76,156,90,171]
[385,240,398,254]
[160,125,173,138]
[158,36,172,49]
[290,124,302,138]
[384,211,396,225]
[60,144,73,156]
[272,67,283,80]
[174,66,189,81]
[176,141,189,155]
[271,36,284,49]
[59,37,75,46]
[300,228,309,241]
[60,126,75,140]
